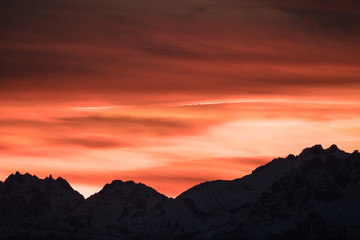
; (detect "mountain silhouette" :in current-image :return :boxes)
[1,144,360,240]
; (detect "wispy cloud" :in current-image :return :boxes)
[166,98,360,107]
[71,105,134,112]
[49,137,132,149]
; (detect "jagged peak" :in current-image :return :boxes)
[300,144,324,155]
[107,180,143,188]
[5,171,39,184]
[299,144,345,156]
[252,145,355,175]
[325,144,339,153]
[45,174,54,181]
[3,172,78,194]
[100,180,140,193]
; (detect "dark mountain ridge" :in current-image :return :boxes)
[1,144,360,240]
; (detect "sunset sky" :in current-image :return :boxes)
[1,0,360,198]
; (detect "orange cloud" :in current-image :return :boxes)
[57,115,219,137]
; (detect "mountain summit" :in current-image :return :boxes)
[1,172,84,218]
[0,145,359,240]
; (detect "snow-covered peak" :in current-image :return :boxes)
[0,172,84,218]
[70,178,168,229]
[91,179,167,201]
[251,144,349,177]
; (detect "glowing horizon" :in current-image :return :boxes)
[1,96,360,197]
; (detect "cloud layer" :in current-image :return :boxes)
[1,0,359,101]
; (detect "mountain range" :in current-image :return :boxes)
[1,144,359,240]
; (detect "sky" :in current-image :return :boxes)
[1,0,360,198]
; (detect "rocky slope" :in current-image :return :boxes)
[1,145,359,240]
